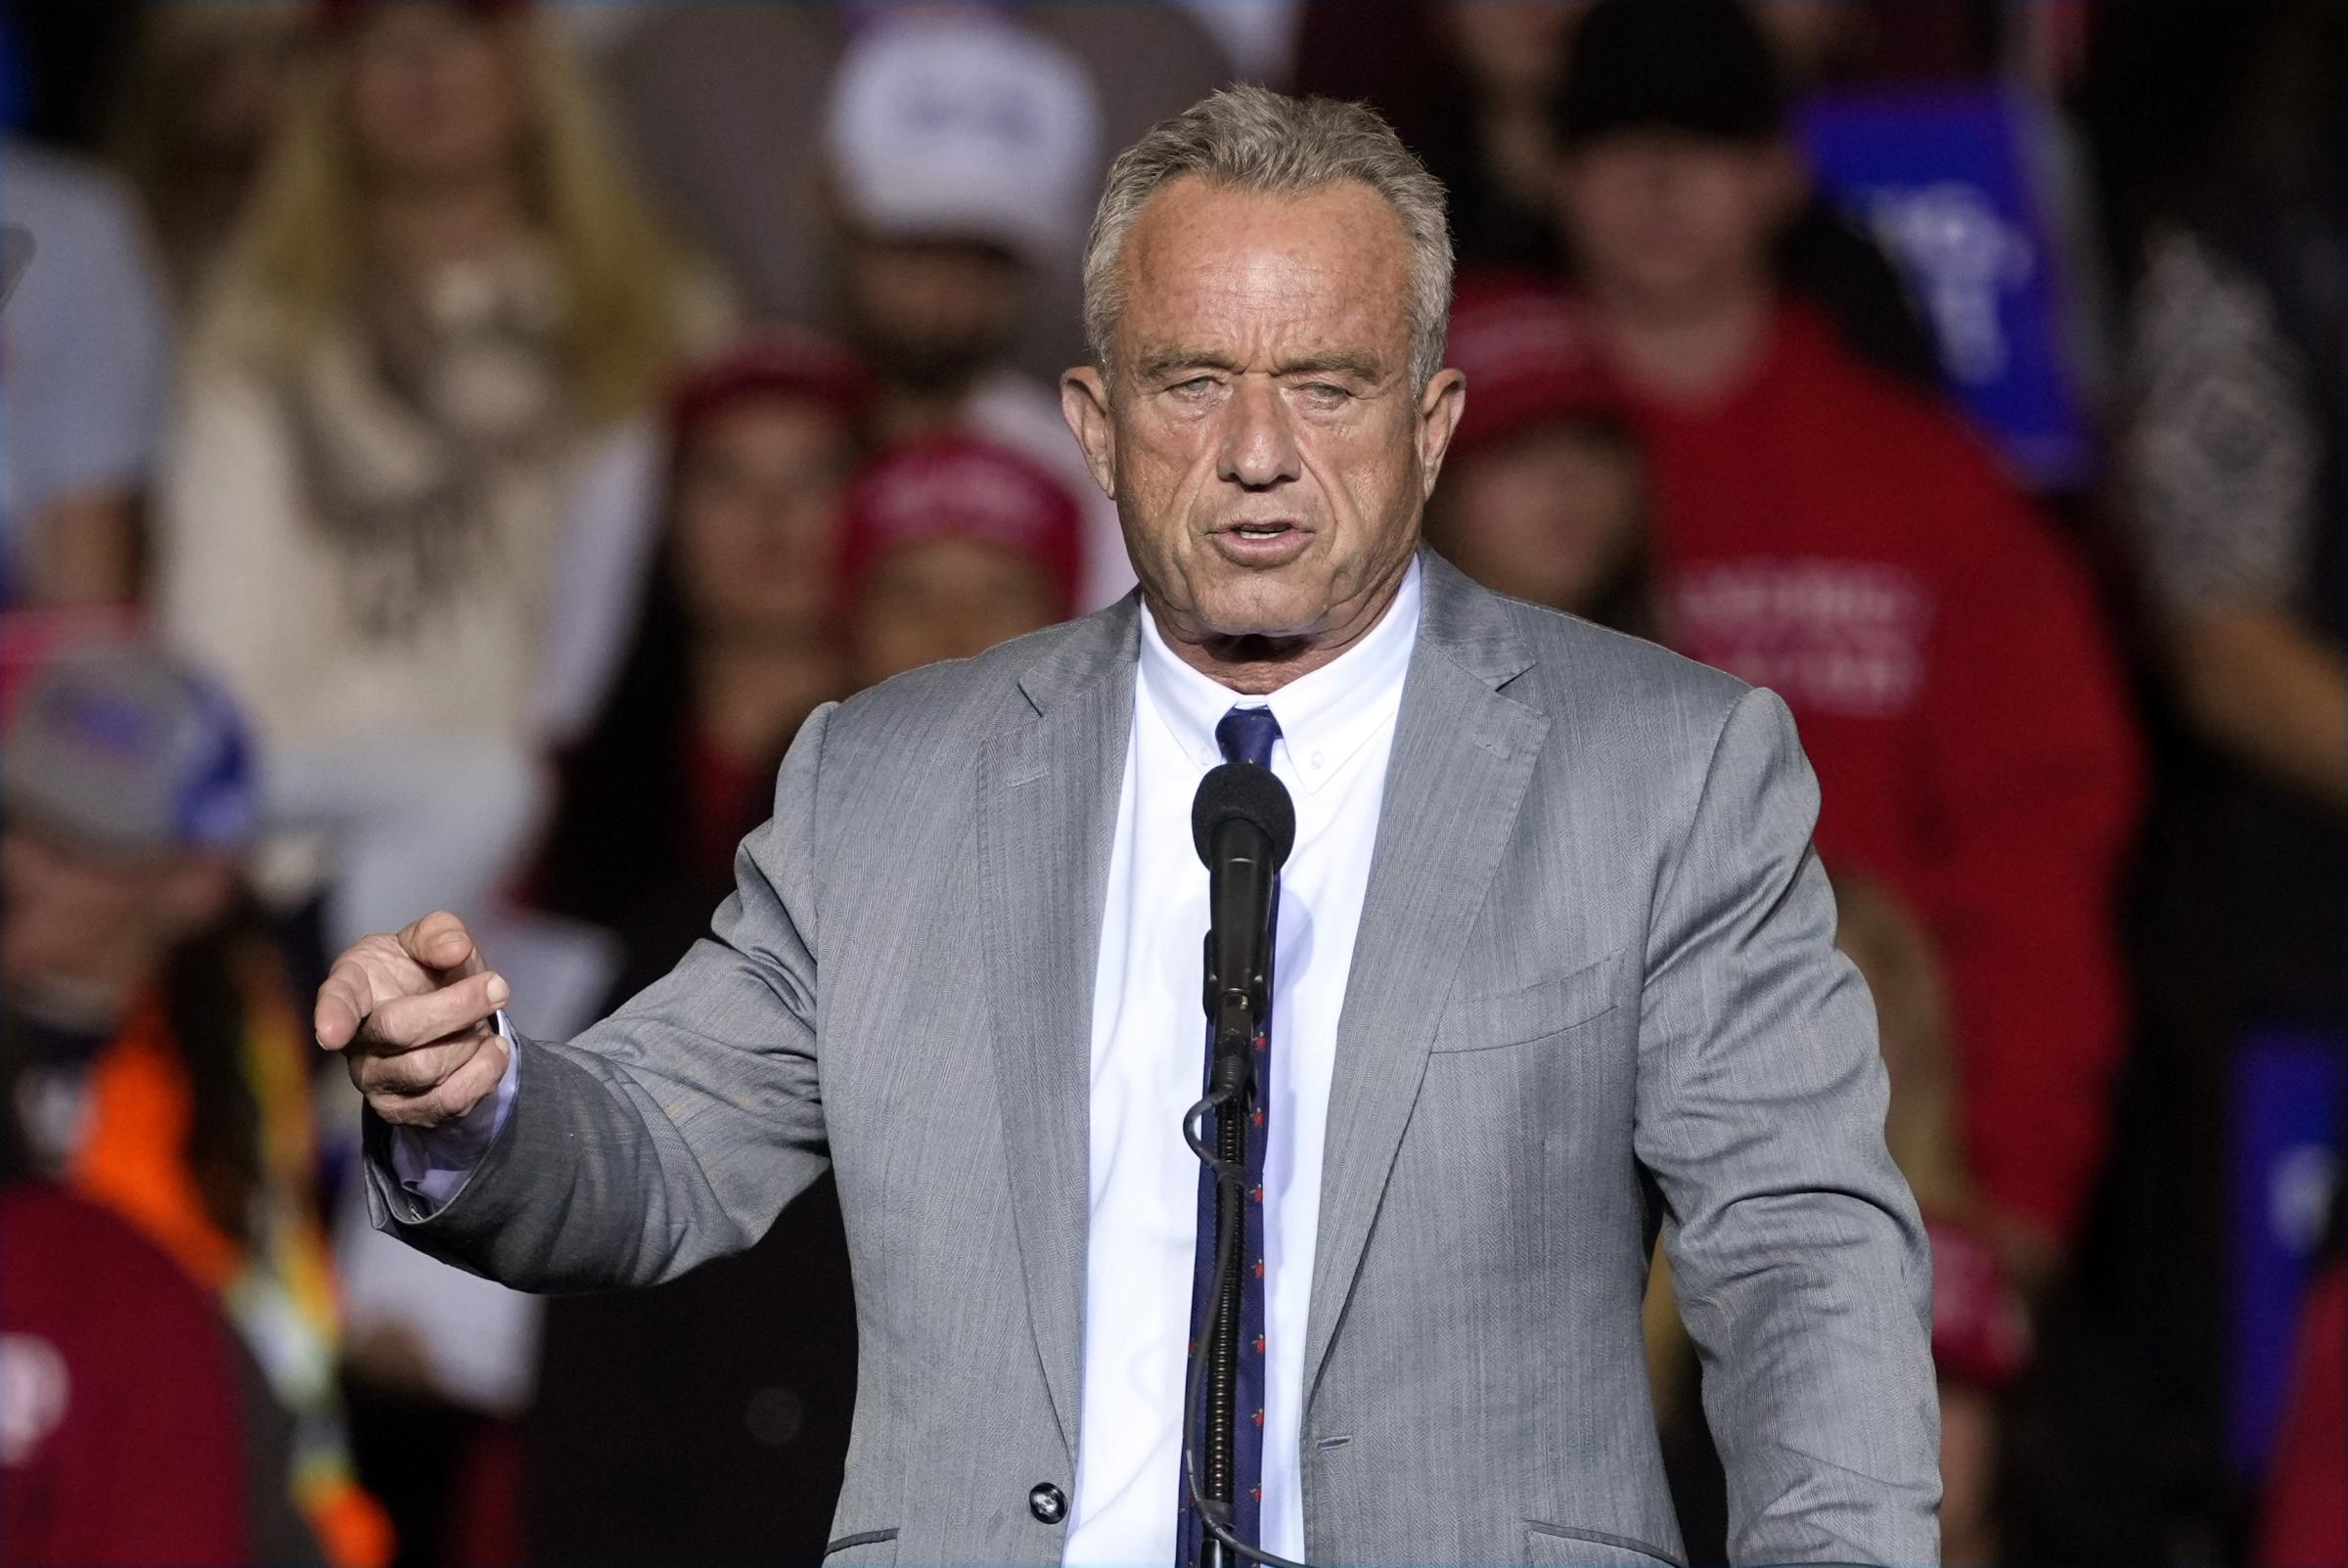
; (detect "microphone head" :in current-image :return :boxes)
[1192,761,1296,870]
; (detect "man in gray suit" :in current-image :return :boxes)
[319,87,1938,1568]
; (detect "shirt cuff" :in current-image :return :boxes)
[384,1011,519,1210]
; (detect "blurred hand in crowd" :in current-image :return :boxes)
[316,911,510,1129]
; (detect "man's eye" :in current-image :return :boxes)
[1168,376,1217,396]
[1301,382,1352,404]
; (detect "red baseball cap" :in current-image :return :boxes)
[668,334,875,450]
[838,434,1086,619]
[1445,274,1629,459]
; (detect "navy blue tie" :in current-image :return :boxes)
[1180,705,1282,1564]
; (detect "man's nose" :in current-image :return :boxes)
[1215,375,1301,491]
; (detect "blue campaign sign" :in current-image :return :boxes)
[2225,1031,2344,1477]
[1799,85,2094,490]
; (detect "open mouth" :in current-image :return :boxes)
[1209,519,1312,563]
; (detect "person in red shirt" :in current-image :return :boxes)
[0,1183,249,1567]
[2255,1256,2346,1568]
[0,644,388,1566]
[1548,0,2144,1276]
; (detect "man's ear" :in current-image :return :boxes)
[1416,366,1468,502]
[1060,365,1117,500]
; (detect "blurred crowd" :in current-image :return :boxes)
[0,3,2338,1566]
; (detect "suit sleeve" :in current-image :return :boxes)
[1635,687,1941,1567]
[361,702,838,1291]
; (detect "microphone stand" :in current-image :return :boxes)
[1194,997,1257,1568]
[1184,765,1312,1568]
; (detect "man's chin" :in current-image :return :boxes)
[1181,581,1326,649]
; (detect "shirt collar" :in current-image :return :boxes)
[1137,558,1422,796]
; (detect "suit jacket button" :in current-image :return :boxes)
[1028,1483,1067,1525]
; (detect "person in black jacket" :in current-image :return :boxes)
[522,336,872,1567]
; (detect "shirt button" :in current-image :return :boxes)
[1028,1482,1066,1525]
[1310,749,1326,769]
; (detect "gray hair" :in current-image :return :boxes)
[1081,86,1454,389]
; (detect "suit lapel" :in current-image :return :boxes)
[1302,553,1551,1406]
[975,603,1138,1459]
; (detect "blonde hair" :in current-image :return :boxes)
[1830,870,1971,1214]
[210,12,702,424]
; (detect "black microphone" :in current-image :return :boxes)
[1192,762,1296,1064]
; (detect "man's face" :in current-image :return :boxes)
[0,828,228,1008]
[1062,178,1464,660]
[837,233,1026,393]
[1554,132,1800,316]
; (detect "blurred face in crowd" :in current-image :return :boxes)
[1063,178,1465,686]
[1437,0,1584,99]
[1430,422,1645,615]
[851,538,1063,687]
[837,233,1027,393]
[167,11,302,176]
[672,394,859,644]
[1554,132,1802,318]
[0,828,233,1020]
[343,4,530,194]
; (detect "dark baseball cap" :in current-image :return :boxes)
[1554,0,1788,151]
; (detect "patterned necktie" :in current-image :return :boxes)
[1179,704,1282,1565]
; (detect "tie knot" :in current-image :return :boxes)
[1215,705,1282,770]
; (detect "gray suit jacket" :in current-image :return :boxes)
[369,551,1939,1567]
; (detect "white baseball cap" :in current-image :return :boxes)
[825,14,1102,269]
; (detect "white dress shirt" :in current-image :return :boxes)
[390,561,1423,1562]
[1067,561,1419,1566]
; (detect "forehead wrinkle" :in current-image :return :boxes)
[1133,345,1243,381]
[1273,351,1388,381]
[1113,180,1416,378]
[1124,280,1403,382]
